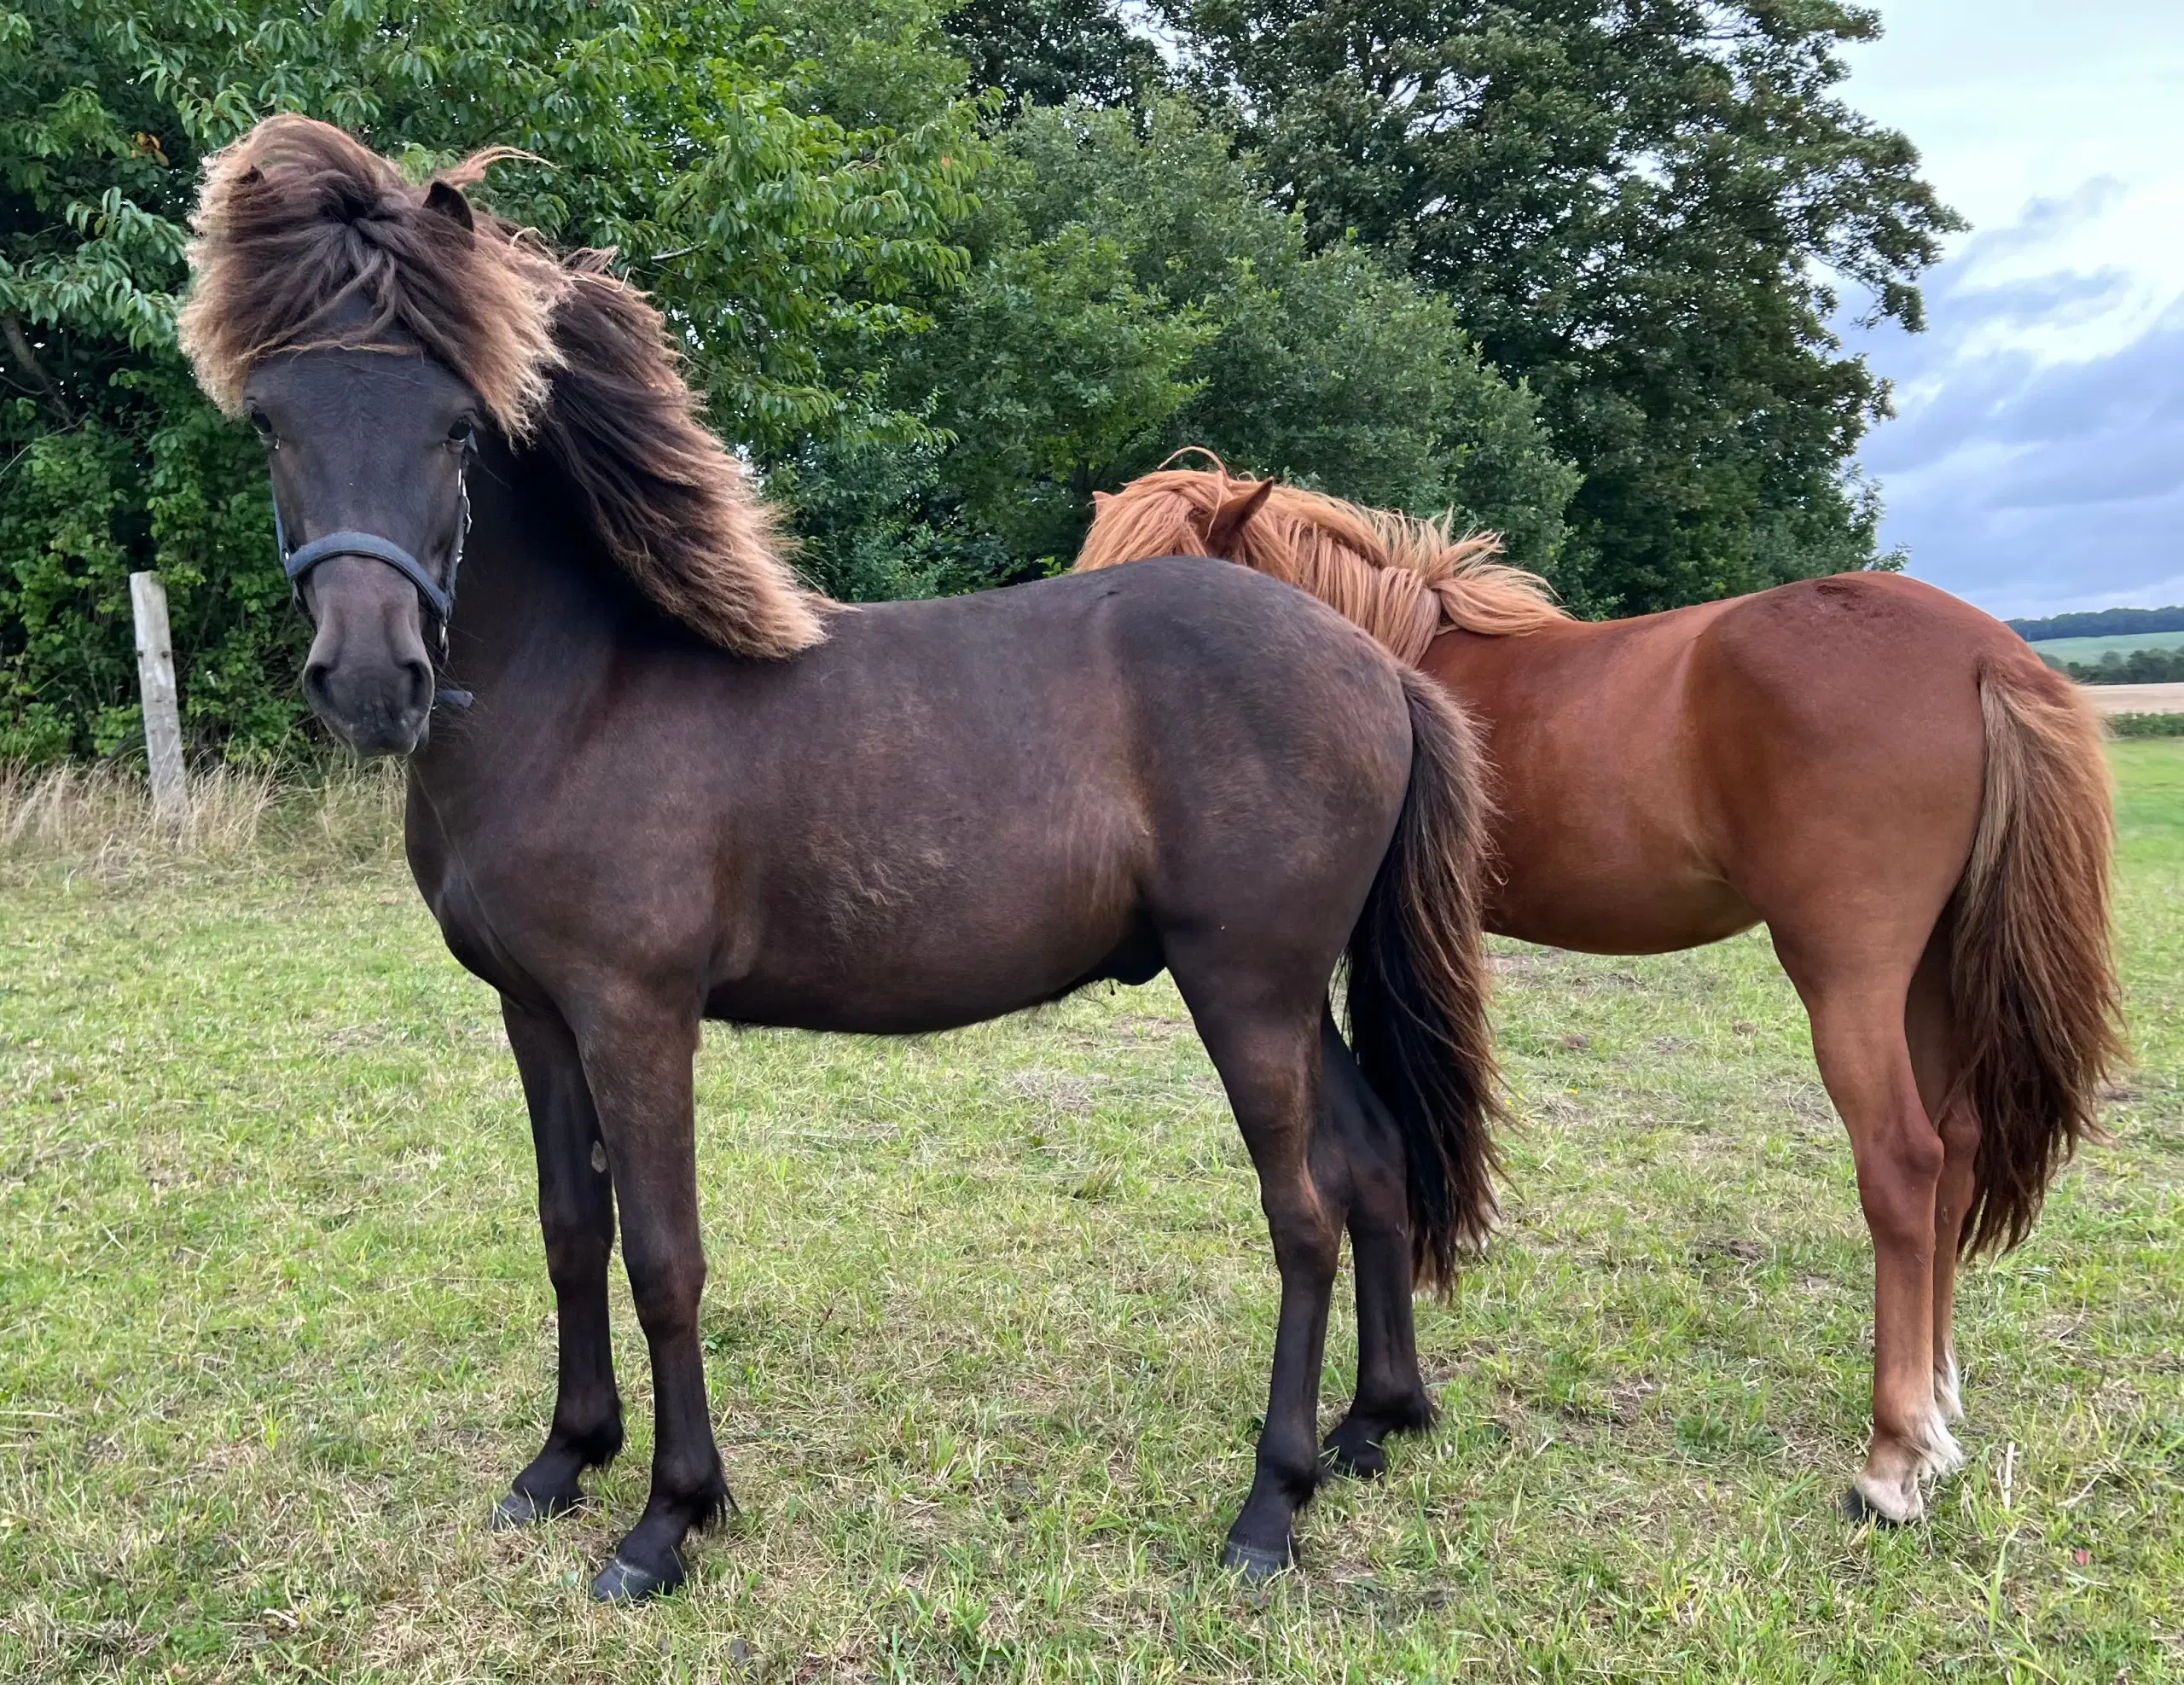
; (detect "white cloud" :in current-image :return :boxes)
[1844,2,2184,613]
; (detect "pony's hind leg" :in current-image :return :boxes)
[1784,955,1961,1523]
[1175,975,1345,1578]
[494,997,624,1528]
[1318,1012,1436,1479]
[1906,934,1978,1426]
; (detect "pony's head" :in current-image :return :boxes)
[179,115,822,755]
[178,117,566,753]
[1079,453,1565,665]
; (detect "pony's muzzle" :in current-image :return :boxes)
[299,561,437,755]
[305,648,433,755]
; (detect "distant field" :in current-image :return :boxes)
[3,748,2181,1682]
[2026,629,2184,663]
[2080,682,2184,718]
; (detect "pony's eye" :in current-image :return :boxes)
[446,417,477,448]
[247,410,276,443]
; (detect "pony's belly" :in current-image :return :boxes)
[702,907,1159,1037]
[1485,869,1760,956]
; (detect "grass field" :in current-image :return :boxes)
[2028,630,2184,665]
[3,747,2181,1682]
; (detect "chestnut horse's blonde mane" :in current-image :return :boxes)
[1076,454,1566,665]
[177,114,824,659]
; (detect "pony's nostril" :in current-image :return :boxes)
[302,659,336,716]
[400,658,434,721]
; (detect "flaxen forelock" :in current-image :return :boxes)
[177,115,825,658]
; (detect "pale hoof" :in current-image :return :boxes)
[1842,1475,1921,1525]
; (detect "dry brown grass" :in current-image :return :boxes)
[0,758,404,869]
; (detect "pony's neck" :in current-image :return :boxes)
[421,439,676,766]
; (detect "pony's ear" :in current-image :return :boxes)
[424,178,475,235]
[1091,491,1115,511]
[1202,477,1276,555]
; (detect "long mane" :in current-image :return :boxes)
[177,115,824,658]
[1076,456,1566,665]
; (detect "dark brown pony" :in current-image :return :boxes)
[177,120,1502,1599]
[1080,458,2124,1525]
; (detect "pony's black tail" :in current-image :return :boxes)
[1345,667,1502,1291]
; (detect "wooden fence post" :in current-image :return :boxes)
[128,571,188,826]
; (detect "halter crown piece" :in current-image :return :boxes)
[271,450,474,709]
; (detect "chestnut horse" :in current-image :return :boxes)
[1078,460,2123,1525]
[177,123,1502,1597]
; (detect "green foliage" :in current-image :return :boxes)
[1165,0,1958,614]
[789,100,1577,591]
[2108,712,2184,741]
[6,0,1961,760]
[942,0,1170,111]
[1,0,980,761]
[2013,605,2184,642]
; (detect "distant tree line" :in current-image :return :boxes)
[2042,648,2184,686]
[3,0,1958,762]
[2011,606,2184,643]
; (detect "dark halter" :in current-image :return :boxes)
[273,455,473,708]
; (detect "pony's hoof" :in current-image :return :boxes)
[492,1489,581,1531]
[1221,1539,1296,1583]
[590,1552,684,1603]
[1321,1432,1389,1481]
[1840,1485,1908,1526]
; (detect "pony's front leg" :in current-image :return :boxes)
[494,996,624,1527]
[574,996,731,1602]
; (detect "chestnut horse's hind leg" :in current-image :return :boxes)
[1781,951,1962,1523]
[494,998,624,1529]
[1318,1012,1436,1479]
[572,998,733,1602]
[1906,933,1978,1426]
[1176,979,1345,1579]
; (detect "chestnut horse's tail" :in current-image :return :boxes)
[1949,662,2125,1256]
[1345,667,1503,1291]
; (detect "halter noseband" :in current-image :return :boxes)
[274,479,469,631]
[281,525,458,619]
[272,460,474,707]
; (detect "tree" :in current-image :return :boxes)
[781,99,1576,595]
[942,0,1170,110]
[0,0,980,760]
[1165,0,1960,613]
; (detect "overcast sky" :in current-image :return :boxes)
[1842,2,2184,618]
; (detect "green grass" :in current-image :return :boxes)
[3,748,2181,1682]
[2030,630,2184,664]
